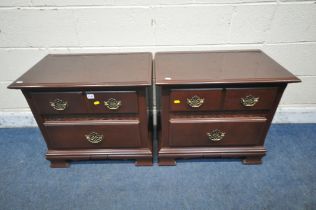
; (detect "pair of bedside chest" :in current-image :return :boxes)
[8,51,300,168]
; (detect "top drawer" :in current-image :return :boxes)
[30,92,87,114]
[30,91,139,114]
[170,89,222,112]
[85,91,138,114]
[168,87,278,112]
[224,87,278,110]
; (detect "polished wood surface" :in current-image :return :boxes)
[85,91,139,114]
[223,87,278,110]
[158,84,285,165]
[8,50,301,167]
[169,117,267,147]
[8,53,152,89]
[158,146,266,166]
[47,147,153,167]
[30,91,87,114]
[44,120,141,149]
[156,50,301,165]
[169,87,278,112]
[31,90,139,114]
[170,89,222,111]
[9,53,153,167]
[155,50,301,85]
[27,88,152,167]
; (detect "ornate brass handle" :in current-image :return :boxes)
[241,95,259,107]
[187,95,204,108]
[207,129,225,141]
[49,98,68,111]
[104,98,122,110]
[85,132,103,144]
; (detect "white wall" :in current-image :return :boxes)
[0,0,316,127]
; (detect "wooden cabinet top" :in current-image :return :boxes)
[155,50,300,85]
[8,53,152,89]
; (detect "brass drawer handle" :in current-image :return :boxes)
[241,95,259,107]
[49,98,68,111]
[104,98,122,110]
[85,132,103,144]
[207,129,225,141]
[187,95,204,108]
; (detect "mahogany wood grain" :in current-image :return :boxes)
[44,120,141,149]
[158,158,176,166]
[137,89,152,150]
[135,158,154,166]
[155,50,301,85]
[9,53,153,167]
[169,89,222,111]
[158,146,267,165]
[8,53,152,89]
[242,156,264,164]
[50,160,70,168]
[223,87,278,110]
[30,91,88,114]
[85,91,139,114]
[46,147,153,167]
[169,117,267,147]
[155,50,301,165]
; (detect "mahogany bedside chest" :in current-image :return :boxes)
[155,50,300,166]
[8,53,153,168]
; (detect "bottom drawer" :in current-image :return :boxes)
[44,120,141,149]
[169,117,267,147]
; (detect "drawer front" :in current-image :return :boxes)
[224,87,278,110]
[85,91,138,113]
[44,120,141,149]
[170,89,222,112]
[169,117,267,147]
[30,92,87,114]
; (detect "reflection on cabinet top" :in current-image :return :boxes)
[8,53,152,89]
[155,50,301,85]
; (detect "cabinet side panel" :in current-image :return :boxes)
[22,90,50,148]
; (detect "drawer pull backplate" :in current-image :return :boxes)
[241,95,259,107]
[187,95,204,108]
[85,132,104,144]
[207,129,226,141]
[104,98,122,110]
[49,98,68,111]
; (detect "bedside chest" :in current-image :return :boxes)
[8,53,153,168]
[155,50,300,165]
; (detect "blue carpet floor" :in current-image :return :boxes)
[0,124,315,210]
